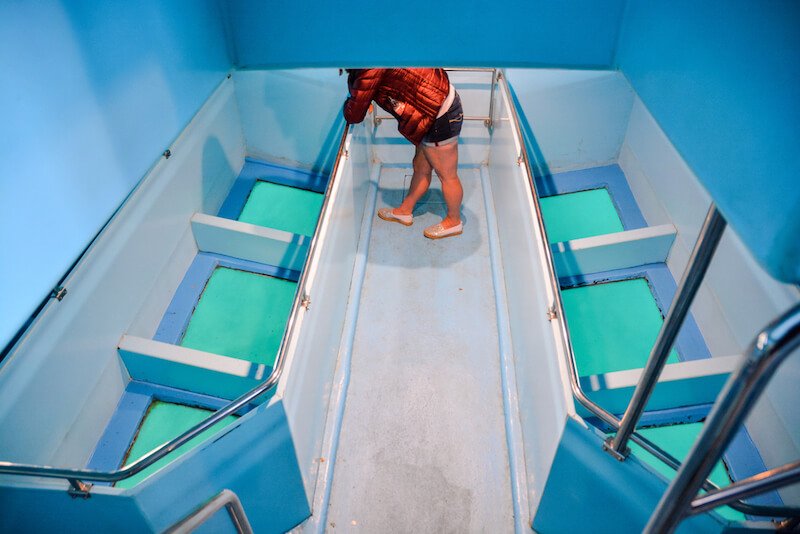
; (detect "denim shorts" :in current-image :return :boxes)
[422,92,463,146]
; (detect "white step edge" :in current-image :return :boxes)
[191,212,310,272]
[118,334,267,400]
[552,224,676,278]
[578,354,742,416]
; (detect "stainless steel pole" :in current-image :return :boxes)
[606,204,726,459]
[645,301,800,533]
[688,460,800,516]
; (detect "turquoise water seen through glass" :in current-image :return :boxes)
[629,423,745,522]
[540,188,624,243]
[117,401,237,489]
[238,181,323,236]
[180,267,297,366]
[562,278,680,376]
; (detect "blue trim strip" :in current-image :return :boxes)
[586,404,713,434]
[724,426,784,511]
[242,157,329,193]
[561,263,711,362]
[154,255,219,344]
[86,387,152,475]
[217,174,257,220]
[217,157,329,220]
[535,164,648,231]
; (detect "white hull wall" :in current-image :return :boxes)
[505,69,634,174]
[233,69,345,174]
[488,80,573,519]
[0,79,245,466]
[277,120,378,499]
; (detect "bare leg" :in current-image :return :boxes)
[420,142,462,228]
[394,145,433,216]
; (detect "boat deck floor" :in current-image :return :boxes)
[325,166,515,532]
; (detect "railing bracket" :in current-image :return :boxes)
[51,286,67,301]
[301,294,311,310]
[67,478,92,498]
[546,305,558,321]
[602,437,630,462]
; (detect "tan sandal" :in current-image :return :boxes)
[377,207,413,226]
[423,221,463,239]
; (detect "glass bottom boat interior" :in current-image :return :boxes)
[1,4,799,532]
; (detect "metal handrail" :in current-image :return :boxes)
[498,72,798,520]
[689,460,800,516]
[607,204,727,459]
[165,489,253,534]
[0,123,352,493]
[646,302,800,533]
[632,429,800,519]
[498,71,621,428]
[373,68,497,127]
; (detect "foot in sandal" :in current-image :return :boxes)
[377,207,413,226]
[423,219,463,239]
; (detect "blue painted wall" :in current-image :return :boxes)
[614,1,800,283]
[223,0,626,69]
[0,1,232,348]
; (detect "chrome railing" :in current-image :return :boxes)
[690,459,800,516]
[499,71,800,522]
[165,489,253,534]
[646,302,800,533]
[373,68,497,127]
[0,123,352,494]
[606,204,727,459]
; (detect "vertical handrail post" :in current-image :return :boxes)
[486,68,497,128]
[605,204,727,459]
[645,301,800,533]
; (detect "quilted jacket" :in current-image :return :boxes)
[343,68,451,145]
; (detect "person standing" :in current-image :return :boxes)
[343,69,464,239]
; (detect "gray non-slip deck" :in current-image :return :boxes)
[326,167,514,532]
